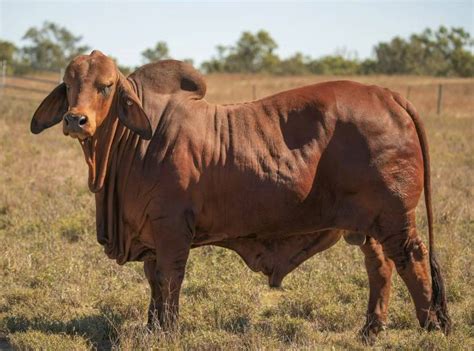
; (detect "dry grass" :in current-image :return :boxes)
[0,74,473,350]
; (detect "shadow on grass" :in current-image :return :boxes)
[0,334,13,351]
[5,313,120,350]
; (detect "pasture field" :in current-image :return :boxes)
[0,74,473,350]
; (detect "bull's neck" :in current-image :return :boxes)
[89,89,255,193]
[88,76,154,193]
[88,106,139,193]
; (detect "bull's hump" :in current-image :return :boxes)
[131,60,206,99]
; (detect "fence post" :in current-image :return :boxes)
[437,84,443,115]
[59,68,64,83]
[252,84,257,100]
[0,60,7,96]
[0,60,7,88]
[406,86,411,100]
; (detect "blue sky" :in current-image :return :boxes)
[0,1,472,67]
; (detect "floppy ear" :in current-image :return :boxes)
[30,83,68,134]
[117,77,153,140]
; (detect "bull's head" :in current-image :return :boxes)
[30,50,152,192]
[31,49,152,141]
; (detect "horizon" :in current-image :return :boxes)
[0,1,473,67]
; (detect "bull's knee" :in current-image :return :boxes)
[407,237,428,262]
[381,235,427,270]
[382,233,436,329]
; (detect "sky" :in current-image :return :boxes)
[0,0,472,67]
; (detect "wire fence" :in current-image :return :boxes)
[1,60,473,117]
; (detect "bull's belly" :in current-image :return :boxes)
[195,191,377,247]
[194,180,352,245]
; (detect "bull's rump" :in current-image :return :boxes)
[194,81,424,242]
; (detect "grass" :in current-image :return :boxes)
[0,74,473,350]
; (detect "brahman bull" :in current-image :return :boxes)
[30,50,450,342]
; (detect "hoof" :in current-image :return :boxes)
[343,232,367,246]
[268,271,283,288]
[146,315,162,332]
[360,317,386,345]
[269,281,282,289]
[423,313,442,333]
[431,309,451,335]
[146,321,157,332]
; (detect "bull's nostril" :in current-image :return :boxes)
[64,118,69,126]
[78,116,88,126]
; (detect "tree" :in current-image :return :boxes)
[359,58,378,75]
[308,55,360,75]
[276,52,310,75]
[200,45,228,73]
[202,30,279,73]
[373,37,410,74]
[141,41,170,63]
[373,26,474,76]
[232,30,279,73]
[21,21,89,71]
[182,58,194,66]
[0,40,18,64]
[436,27,474,76]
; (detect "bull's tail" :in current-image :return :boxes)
[395,93,451,334]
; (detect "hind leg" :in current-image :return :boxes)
[359,236,394,344]
[377,212,439,330]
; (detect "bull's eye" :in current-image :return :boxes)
[98,84,113,97]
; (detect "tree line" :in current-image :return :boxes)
[1,21,472,77]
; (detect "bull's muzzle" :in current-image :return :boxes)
[63,113,89,139]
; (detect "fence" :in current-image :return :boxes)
[405,83,444,115]
[0,61,62,100]
[0,62,472,117]
[218,80,472,117]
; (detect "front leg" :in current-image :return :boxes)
[144,259,162,328]
[145,215,193,330]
